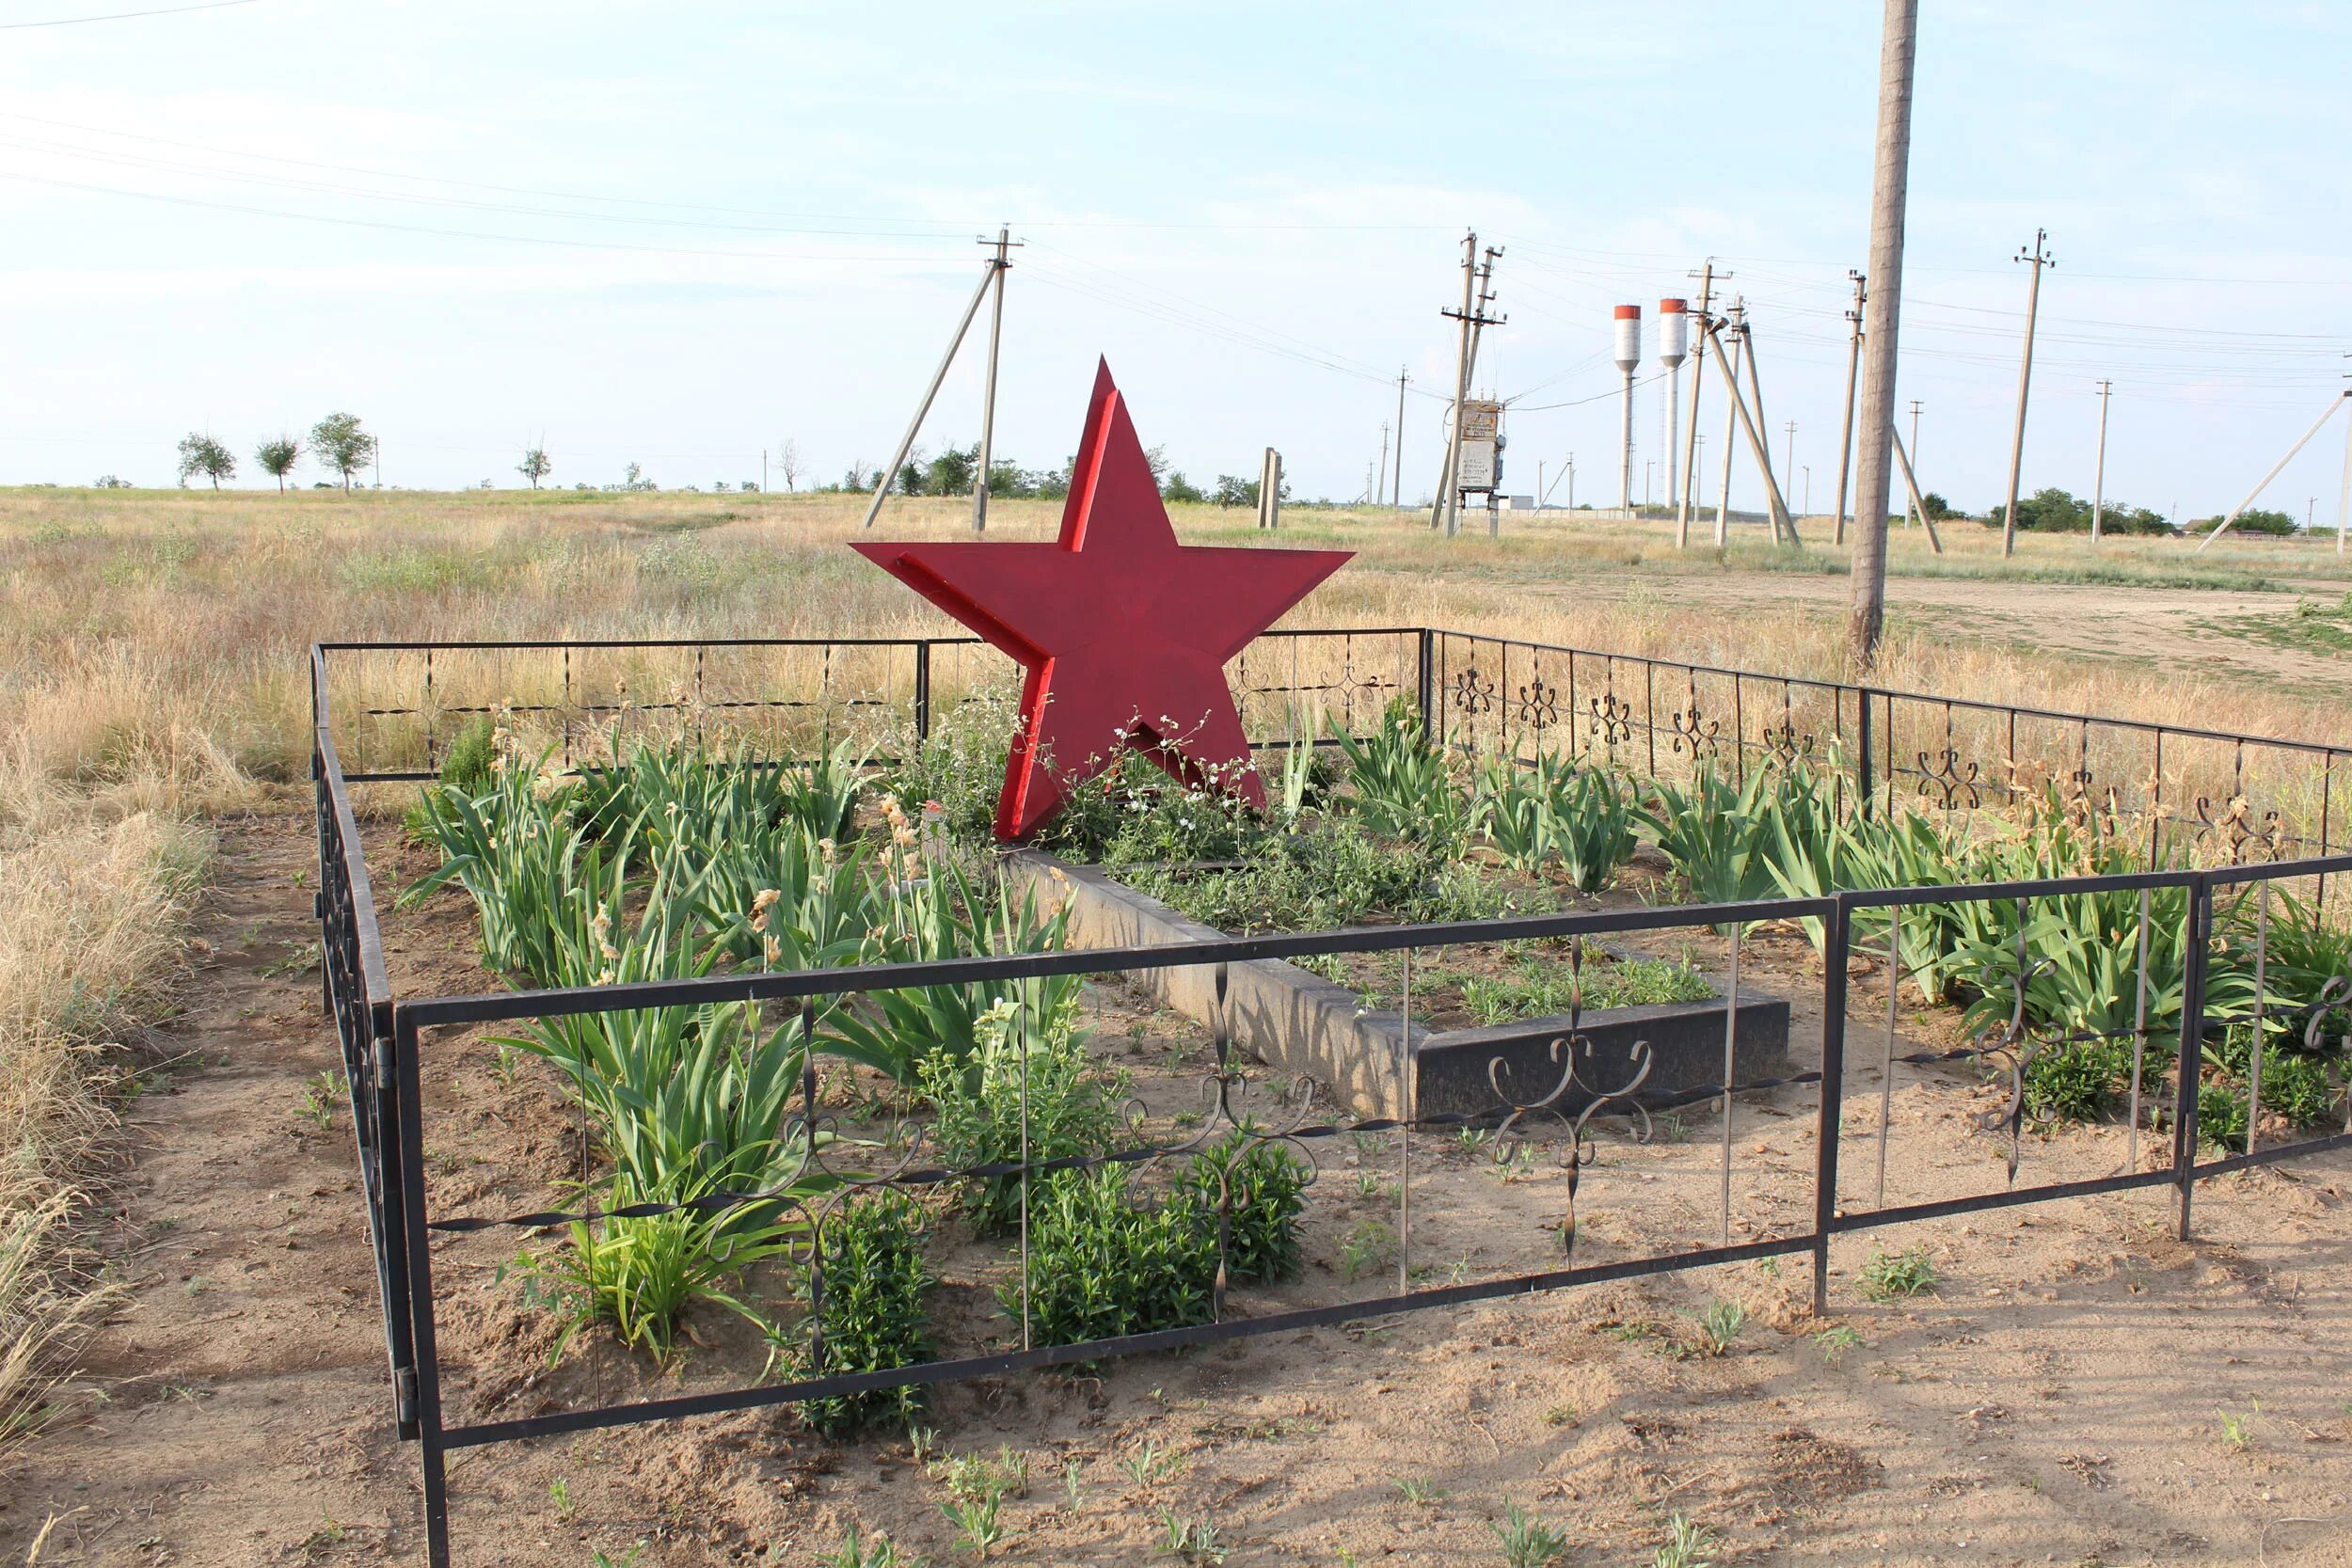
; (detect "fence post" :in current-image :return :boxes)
[2173,873,2211,1242]
[914,641,932,744]
[390,1010,453,1568]
[1416,629,1436,745]
[1811,896,1852,1314]
[1856,688,1875,820]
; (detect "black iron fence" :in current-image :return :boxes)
[319,628,2350,873]
[309,634,2352,1567]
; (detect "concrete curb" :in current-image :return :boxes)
[1006,850,1791,1120]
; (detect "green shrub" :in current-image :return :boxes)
[2234,890,2352,1046]
[2022,1036,2134,1124]
[1132,819,1438,934]
[438,714,499,793]
[1469,752,1641,893]
[2195,1075,2249,1153]
[1332,696,1469,850]
[797,1190,935,1435]
[1471,754,1549,871]
[830,855,1083,1083]
[1645,765,1775,911]
[922,1004,1124,1236]
[1005,1166,1216,1347]
[1459,954,1712,1025]
[1549,765,1645,894]
[1858,1244,1936,1301]
[2261,1053,2343,1129]
[1170,1130,1309,1284]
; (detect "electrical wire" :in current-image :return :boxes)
[1,0,255,27]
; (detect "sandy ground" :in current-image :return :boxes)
[5,809,2351,1568]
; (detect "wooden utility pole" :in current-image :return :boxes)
[1431,233,1478,532]
[970,226,1019,532]
[1391,368,1409,507]
[2090,379,2113,542]
[1999,229,2055,556]
[1834,270,1865,546]
[1677,260,1724,547]
[1850,0,1916,668]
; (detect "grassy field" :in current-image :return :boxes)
[2,487,2348,1409]
[8,484,2352,824]
[5,483,2352,1560]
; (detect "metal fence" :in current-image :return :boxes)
[1425,628,2350,871]
[309,634,2352,1567]
[316,631,2350,878]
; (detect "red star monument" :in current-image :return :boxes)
[854,360,1352,840]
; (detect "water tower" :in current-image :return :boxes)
[1658,298,1689,507]
[1613,305,1642,511]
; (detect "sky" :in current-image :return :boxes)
[3,1,2350,524]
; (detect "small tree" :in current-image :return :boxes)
[1162,470,1207,504]
[922,443,977,496]
[255,436,300,491]
[1213,474,1258,509]
[517,447,552,488]
[309,412,377,491]
[777,438,802,492]
[176,432,235,489]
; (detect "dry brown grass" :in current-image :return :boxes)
[1,481,2346,1442]
[8,484,2349,802]
[0,810,208,1448]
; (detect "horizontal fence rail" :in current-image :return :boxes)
[307,634,2352,1568]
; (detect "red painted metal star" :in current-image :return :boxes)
[854,360,1352,840]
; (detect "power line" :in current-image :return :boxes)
[0,0,256,28]
[0,169,963,264]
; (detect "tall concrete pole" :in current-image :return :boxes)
[2338,361,2352,557]
[1677,261,1721,548]
[1999,229,2055,556]
[2090,379,2113,542]
[1834,271,1865,546]
[971,226,1014,532]
[1849,0,1917,668]
[1391,367,1409,508]
[1619,366,1637,511]
[1431,232,1477,532]
[1714,305,1744,546]
[1784,420,1797,515]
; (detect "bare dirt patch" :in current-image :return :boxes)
[3,809,2350,1567]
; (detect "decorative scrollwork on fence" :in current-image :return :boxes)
[1916,748,1984,810]
[1759,718,1814,769]
[1481,940,1656,1263]
[1515,674,1562,737]
[1452,667,1497,719]
[2193,795,2284,863]
[1588,690,1634,752]
[1669,700,1720,761]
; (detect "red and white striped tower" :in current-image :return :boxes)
[1613,305,1643,511]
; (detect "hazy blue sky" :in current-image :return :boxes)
[4,1,2348,522]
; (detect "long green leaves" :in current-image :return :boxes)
[1333,696,1468,849]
